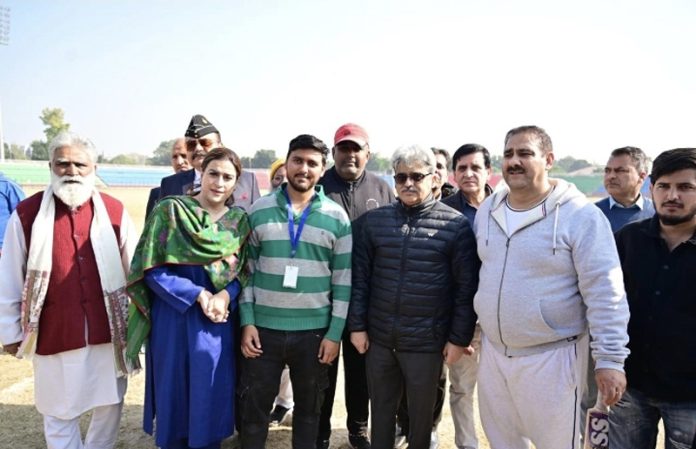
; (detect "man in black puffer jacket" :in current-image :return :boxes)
[348,144,480,449]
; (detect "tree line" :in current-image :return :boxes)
[3,108,597,174]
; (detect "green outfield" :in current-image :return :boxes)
[0,162,52,185]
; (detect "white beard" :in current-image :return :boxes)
[51,172,97,209]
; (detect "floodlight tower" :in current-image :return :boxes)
[0,4,9,163]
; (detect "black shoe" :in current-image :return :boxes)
[316,439,330,449]
[268,405,290,426]
[349,433,371,449]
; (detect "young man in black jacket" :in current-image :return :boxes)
[610,147,696,449]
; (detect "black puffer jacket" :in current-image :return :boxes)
[348,197,480,352]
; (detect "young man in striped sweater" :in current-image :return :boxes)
[239,134,353,449]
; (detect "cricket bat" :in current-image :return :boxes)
[583,392,610,449]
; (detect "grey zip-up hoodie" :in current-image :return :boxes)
[473,179,630,371]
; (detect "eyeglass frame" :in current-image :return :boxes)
[185,136,219,152]
[393,172,433,184]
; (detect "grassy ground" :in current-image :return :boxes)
[0,353,486,449]
[20,185,150,234]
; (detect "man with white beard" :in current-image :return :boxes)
[0,131,138,449]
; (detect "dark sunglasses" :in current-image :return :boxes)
[393,172,432,184]
[185,137,217,151]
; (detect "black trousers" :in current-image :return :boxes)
[396,363,446,432]
[317,331,370,441]
[239,327,329,449]
[366,343,443,449]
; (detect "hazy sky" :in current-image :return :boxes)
[1,0,694,163]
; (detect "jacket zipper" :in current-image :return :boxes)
[347,182,355,219]
[393,215,411,348]
[497,237,511,355]
[491,208,552,356]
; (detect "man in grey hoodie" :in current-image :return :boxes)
[472,125,630,449]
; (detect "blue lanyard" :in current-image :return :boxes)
[284,189,314,258]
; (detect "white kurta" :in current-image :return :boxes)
[34,343,127,419]
[0,207,136,419]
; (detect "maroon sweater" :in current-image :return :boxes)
[15,192,124,355]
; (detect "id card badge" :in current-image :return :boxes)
[283,265,299,289]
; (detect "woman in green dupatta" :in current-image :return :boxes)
[127,147,250,449]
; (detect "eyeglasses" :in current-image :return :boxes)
[393,172,432,184]
[185,137,218,151]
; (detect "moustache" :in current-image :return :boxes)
[61,176,84,184]
[661,201,683,208]
[507,168,525,174]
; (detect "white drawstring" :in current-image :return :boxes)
[552,202,560,255]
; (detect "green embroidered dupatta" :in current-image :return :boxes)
[125,196,250,367]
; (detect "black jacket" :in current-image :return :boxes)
[348,197,480,352]
[319,168,395,222]
[615,216,696,401]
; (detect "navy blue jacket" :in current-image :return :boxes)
[348,198,479,352]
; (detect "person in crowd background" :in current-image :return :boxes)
[316,122,394,449]
[267,160,293,427]
[442,144,493,223]
[269,159,287,192]
[595,146,655,232]
[581,145,656,427]
[0,170,25,256]
[158,114,260,211]
[439,143,493,449]
[431,147,457,200]
[145,137,192,218]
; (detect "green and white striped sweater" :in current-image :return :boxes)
[239,185,352,342]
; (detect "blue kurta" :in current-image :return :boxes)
[0,173,25,250]
[143,264,239,449]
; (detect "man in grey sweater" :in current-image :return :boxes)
[472,125,630,449]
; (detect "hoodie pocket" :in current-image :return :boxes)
[539,297,584,334]
[499,299,558,348]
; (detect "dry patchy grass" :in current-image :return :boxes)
[1,352,485,449]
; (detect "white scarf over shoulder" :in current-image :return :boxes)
[17,186,138,377]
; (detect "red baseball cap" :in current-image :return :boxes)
[334,123,369,147]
